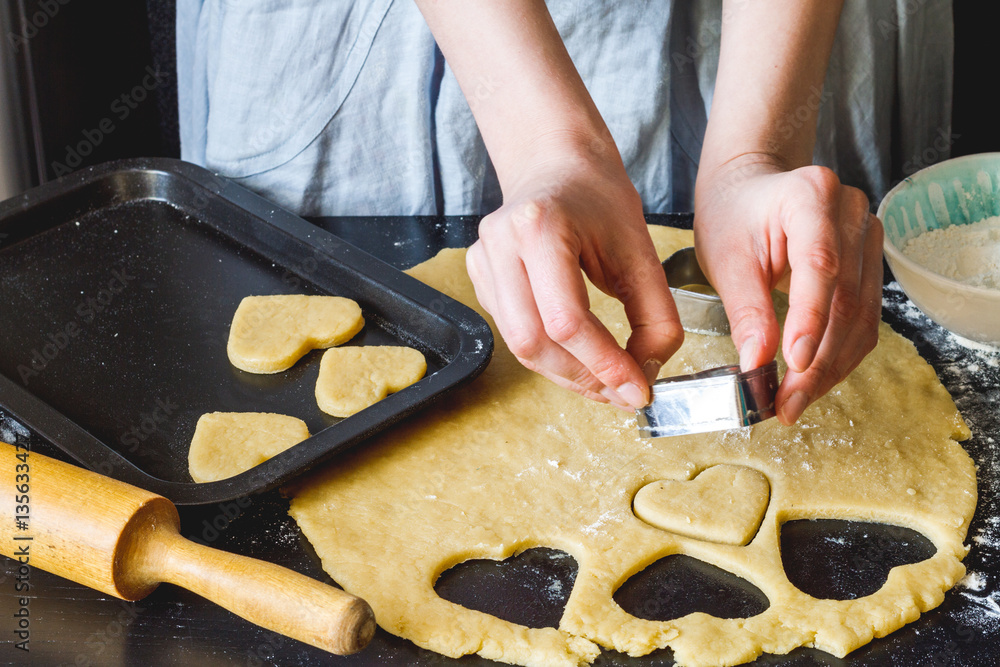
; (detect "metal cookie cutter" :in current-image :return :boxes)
[637,361,779,438]
[663,247,730,335]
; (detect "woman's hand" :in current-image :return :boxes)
[694,157,884,424]
[694,0,884,423]
[415,0,684,409]
[468,136,683,410]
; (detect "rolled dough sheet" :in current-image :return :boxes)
[188,412,310,483]
[227,294,364,373]
[288,226,976,667]
[315,346,427,417]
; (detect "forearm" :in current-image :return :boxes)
[691,1,880,425]
[413,0,615,191]
[415,1,680,410]
[699,0,844,179]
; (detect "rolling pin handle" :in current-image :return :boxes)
[144,530,376,655]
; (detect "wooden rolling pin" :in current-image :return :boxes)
[0,441,374,655]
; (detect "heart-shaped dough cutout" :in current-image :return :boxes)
[188,412,310,483]
[633,464,769,546]
[315,346,427,417]
[227,295,364,373]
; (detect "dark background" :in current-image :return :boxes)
[3,0,998,192]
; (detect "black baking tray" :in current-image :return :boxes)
[0,158,493,505]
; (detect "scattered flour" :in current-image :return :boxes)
[972,516,1000,550]
[951,333,1000,355]
[957,591,1000,623]
[0,412,30,445]
[901,216,1000,289]
[960,571,988,593]
[544,579,565,604]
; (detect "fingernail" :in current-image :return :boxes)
[782,391,810,424]
[642,359,662,384]
[739,337,758,373]
[600,386,630,410]
[790,335,817,372]
[617,382,648,410]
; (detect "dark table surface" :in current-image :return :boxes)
[2,214,998,667]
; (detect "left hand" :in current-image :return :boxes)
[694,157,884,425]
[467,135,684,410]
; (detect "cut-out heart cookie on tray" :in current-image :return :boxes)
[315,346,427,418]
[227,295,365,373]
[633,464,770,546]
[188,412,311,483]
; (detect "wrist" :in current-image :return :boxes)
[694,152,788,208]
[493,126,624,197]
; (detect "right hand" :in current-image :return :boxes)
[694,158,884,424]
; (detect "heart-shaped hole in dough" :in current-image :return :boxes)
[227,295,364,374]
[614,554,770,621]
[314,345,427,417]
[780,519,937,600]
[435,548,578,629]
[633,464,770,546]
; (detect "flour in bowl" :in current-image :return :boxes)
[902,216,1000,289]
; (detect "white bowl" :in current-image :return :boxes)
[877,153,1000,346]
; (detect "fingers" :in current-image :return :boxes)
[780,169,845,374]
[694,163,883,426]
[602,240,685,386]
[470,204,661,411]
[776,199,882,425]
[515,205,655,408]
[467,235,617,406]
[700,244,781,374]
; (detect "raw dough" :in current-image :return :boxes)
[288,227,976,667]
[314,346,427,417]
[227,295,364,373]
[188,412,309,482]
[633,465,770,546]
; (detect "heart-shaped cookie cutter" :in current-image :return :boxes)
[637,361,779,438]
[663,246,730,335]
